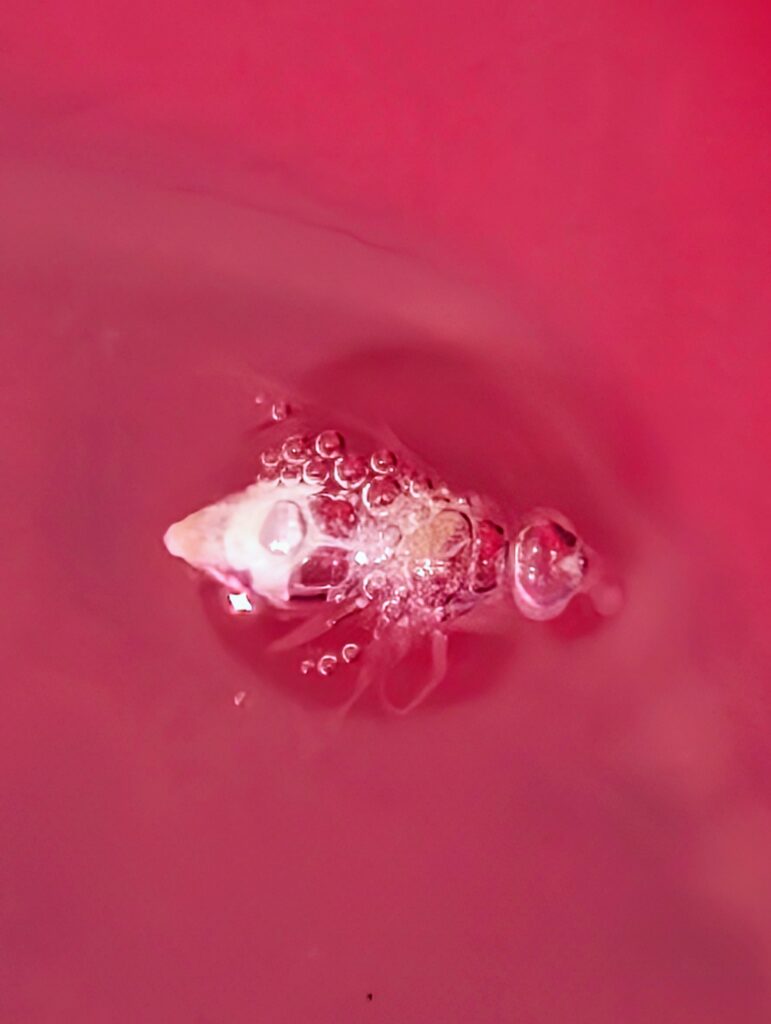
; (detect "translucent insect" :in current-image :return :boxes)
[164,399,617,714]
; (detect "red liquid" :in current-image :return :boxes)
[1,3,770,1022]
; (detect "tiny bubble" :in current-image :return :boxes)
[303,457,330,485]
[315,429,345,459]
[370,449,397,474]
[300,659,315,675]
[341,642,360,664]
[282,434,310,464]
[233,690,247,707]
[261,447,281,468]
[317,653,338,676]
[280,463,303,485]
[271,399,291,422]
[333,454,370,490]
[362,476,400,513]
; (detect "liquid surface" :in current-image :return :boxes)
[1,5,769,1023]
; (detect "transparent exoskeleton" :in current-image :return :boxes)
[164,394,617,714]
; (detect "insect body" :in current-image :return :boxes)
[164,415,605,713]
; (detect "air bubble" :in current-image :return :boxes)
[259,500,306,556]
[511,515,587,620]
[341,642,360,664]
[315,430,345,459]
[233,690,247,707]
[261,447,281,468]
[280,463,303,485]
[317,653,338,676]
[333,454,370,490]
[282,435,310,464]
[370,449,397,474]
[362,476,401,513]
[303,457,330,486]
[300,659,315,675]
[271,400,291,422]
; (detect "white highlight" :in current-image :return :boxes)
[164,478,362,607]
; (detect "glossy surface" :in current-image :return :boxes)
[1,3,769,1022]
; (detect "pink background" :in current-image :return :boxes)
[1,2,769,1021]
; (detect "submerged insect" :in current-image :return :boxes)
[164,398,615,713]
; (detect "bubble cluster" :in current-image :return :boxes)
[297,639,362,678]
[252,426,521,661]
[215,422,601,690]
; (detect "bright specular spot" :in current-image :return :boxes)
[228,592,254,613]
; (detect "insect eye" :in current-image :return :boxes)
[510,513,588,620]
[258,500,306,557]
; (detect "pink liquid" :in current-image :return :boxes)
[1,3,770,1021]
